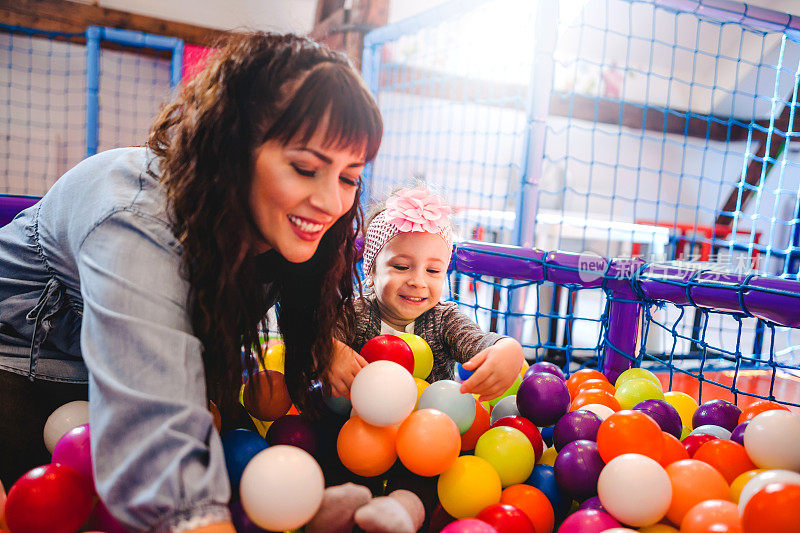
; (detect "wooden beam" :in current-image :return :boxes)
[309,0,388,70]
[2,0,229,47]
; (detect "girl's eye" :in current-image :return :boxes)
[291,164,316,177]
[392,265,409,271]
[427,269,440,274]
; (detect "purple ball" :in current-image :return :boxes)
[634,399,682,439]
[558,509,620,533]
[517,372,570,427]
[578,496,605,512]
[526,361,566,382]
[730,420,750,445]
[265,414,318,456]
[51,423,94,492]
[553,410,602,451]
[692,399,741,432]
[553,439,605,500]
[230,500,269,532]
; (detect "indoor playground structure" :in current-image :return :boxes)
[3,0,800,532]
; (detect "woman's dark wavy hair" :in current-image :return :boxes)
[147,32,382,417]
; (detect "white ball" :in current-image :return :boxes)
[690,424,731,440]
[597,453,672,527]
[579,403,615,420]
[489,395,520,425]
[43,400,90,453]
[350,360,417,427]
[743,410,800,470]
[738,469,800,513]
[240,445,324,531]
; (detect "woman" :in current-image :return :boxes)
[0,32,382,532]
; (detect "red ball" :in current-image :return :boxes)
[5,463,94,533]
[476,503,535,533]
[491,416,543,462]
[742,482,800,533]
[681,433,718,457]
[360,334,414,374]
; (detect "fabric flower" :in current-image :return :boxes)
[385,187,452,233]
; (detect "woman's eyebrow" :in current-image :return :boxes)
[294,147,365,167]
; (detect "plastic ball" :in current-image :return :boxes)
[0,479,5,529]
[730,420,750,445]
[265,414,317,455]
[455,362,473,382]
[51,423,93,491]
[565,369,608,398]
[527,361,565,381]
[681,433,719,457]
[525,465,569,518]
[730,469,766,503]
[500,484,555,533]
[262,342,285,372]
[579,403,615,420]
[690,424,732,440]
[230,499,270,533]
[577,495,604,511]
[487,374,522,407]
[397,408,461,476]
[489,395,520,424]
[221,429,269,498]
[553,439,605,500]
[461,399,491,451]
[240,446,324,531]
[692,399,741,432]
[441,519,498,533]
[570,389,621,412]
[396,333,433,379]
[517,372,570,426]
[475,426,536,487]
[418,380,477,434]
[659,431,689,467]
[743,410,800,470]
[476,504,534,533]
[664,459,729,525]
[360,334,414,373]
[350,360,417,427]
[597,453,671,527]
[5,463,94,533]
[337,415,397,477]
[556,509,620,533]
[43,400,89,453]
[414,377,429,409]
[738,399,789,425]
[575,378,617,396]
[553,410,602,451]
[639,525,679,533]
[596,410,663,463]
[693,439,756,483]
[680,499,740,533]
[614,378,664,411]
[322,390,352,416]
[737,469,800,512]
[614,367,662,389]
[741,482,800,533]
[663,391,698,428]
[242,369,292,421]
[633,399,682,439]
[437,455,502,519]
[539,446,558,466]
[491,416,543,461]
[86,497,129,533]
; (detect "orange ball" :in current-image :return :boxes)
[596,410,664,463]
[659,431,689,467]
[500,484,555,533]
[337,415,398,477]
[681,499,741,533]
[397,408,461,476]
[693,439,756,484]
[738,399,790,425]
[741,482,800,533]
[575,378,617,396]
[664,459,729,526]
[566,369,608,398]
[461,399,491,452]
[570,389,621,412]
[242,369,292,421]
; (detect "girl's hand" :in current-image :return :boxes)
[459,338,524,402]
[326,339,368,399]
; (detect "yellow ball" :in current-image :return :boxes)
[638,524,679,533]
[538,446,558,466]
[519,359,529,379]
[664,391,698,428]
[437,455,502,518]
[258,343,285,373]
[614,377,665,410]
[730,469,767,503]
[614,367,662,389]
[399,333,433,380]
[414,377,429,410]
[474,426,536,487]
[680,425,691,440]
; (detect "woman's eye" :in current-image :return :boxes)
[291,164,316,177]
[340,175,360,187]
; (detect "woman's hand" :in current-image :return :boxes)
[459,338,524,402]
[326,339,368,398]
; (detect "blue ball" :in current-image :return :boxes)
[525,464,569,517]
[455,362,473,382]
[539,425,555,447]
[222,429,268,498]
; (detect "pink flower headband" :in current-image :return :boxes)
[362,187,453,276]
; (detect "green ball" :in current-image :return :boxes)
[614,377,665,410]
[615,367,662,389]
[474,426,535,487]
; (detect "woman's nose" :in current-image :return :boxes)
[309,173,345,215]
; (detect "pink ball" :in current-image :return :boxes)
[51,423,93,491]
[557,509,620,533]
[441,518,499,533]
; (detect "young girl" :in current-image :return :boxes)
[0,32,382,533]
[329,186,523,401]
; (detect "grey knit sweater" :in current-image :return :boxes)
[351,295,506,382]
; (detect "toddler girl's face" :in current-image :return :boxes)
[371,231,451,328]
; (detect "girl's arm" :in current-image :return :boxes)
[460,337,524,401]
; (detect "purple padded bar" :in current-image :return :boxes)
[603,301,641,384]
[0,195,39,227]
[455,241,547,281]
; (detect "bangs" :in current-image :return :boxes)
[264,63,383,161]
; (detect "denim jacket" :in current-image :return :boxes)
[0,148,231,532]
